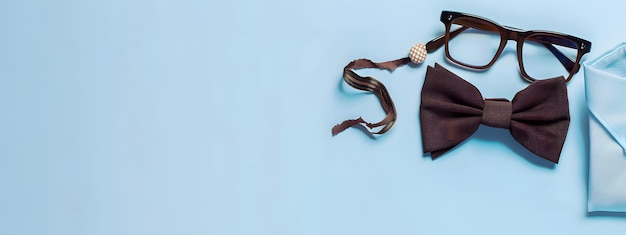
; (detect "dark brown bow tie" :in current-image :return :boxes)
[420,64,570,163]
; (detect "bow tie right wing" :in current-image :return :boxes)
[420,64,485,158]
[509,78,570,163]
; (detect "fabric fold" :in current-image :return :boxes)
[585,43,626,153]
[584,42,626,212]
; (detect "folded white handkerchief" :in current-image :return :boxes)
[585,42,626,212]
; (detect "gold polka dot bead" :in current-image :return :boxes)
[409,43,427,64]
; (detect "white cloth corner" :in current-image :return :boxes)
[585,42,626,212]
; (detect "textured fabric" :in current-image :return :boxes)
[420,63,570,163]
[482,99,512,129]
[585,42,626,212]
[409,44,428,64]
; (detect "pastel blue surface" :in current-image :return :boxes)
[1,0,626,234]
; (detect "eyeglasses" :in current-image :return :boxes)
[425,11,591,82]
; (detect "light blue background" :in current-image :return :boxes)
[1,0,625,234]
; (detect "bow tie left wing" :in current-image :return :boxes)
[420,64,485,158]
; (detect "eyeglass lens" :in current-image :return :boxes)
[521,34,578,80]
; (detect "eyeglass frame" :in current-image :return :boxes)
[424,10,592,83]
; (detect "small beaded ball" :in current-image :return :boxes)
[409,43,427,64]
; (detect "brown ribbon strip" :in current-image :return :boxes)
[331,57,411,136]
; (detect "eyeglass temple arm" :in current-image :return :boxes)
[425,27,467,53]
[425,23,575,72]
[539,42,576,73]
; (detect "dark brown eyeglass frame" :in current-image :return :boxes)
[424,10,591,83]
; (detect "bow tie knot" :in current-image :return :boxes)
[482,98,512,129]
